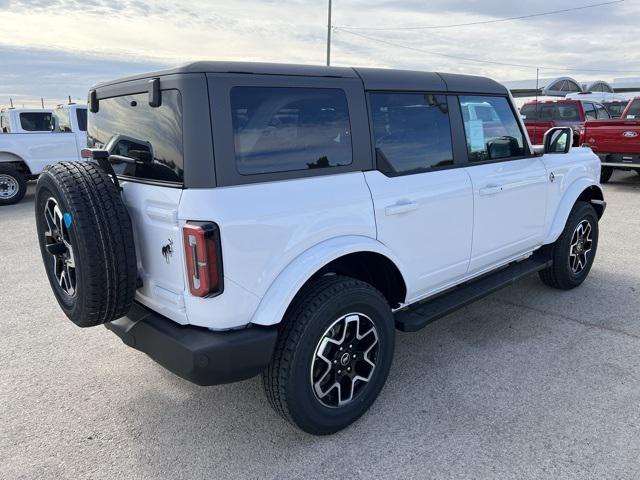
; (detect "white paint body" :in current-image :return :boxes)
[121,127,602,331]
[0,105,87,175]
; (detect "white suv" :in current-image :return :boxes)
[35,62,606,435]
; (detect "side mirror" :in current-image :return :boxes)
[543,127,572,154]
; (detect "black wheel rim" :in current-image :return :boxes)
[310,313,379,408]
[569,219,593,274]
[43,197,77,297]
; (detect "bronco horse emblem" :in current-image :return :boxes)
[161,239,173,263]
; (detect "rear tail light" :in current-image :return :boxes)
[182,222,223,297]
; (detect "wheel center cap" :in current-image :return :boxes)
[339,352,351,366]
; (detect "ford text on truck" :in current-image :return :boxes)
[35,62,605,434]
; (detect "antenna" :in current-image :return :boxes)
[9,98,14,109]
[41,98,45,109]
[534,67,540,143]
[68,95,72,104]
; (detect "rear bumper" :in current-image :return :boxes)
[105,303,278,386]
[597,153,640,169]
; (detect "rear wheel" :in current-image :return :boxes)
[263,275,395,435]
[539,201,599,290]
[600,166,613,184]
[35,161,137,327]
[0,164,27,205]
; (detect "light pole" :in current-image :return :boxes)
[326,0,332,66]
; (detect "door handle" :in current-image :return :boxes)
[479,185,503,196]
[385,201,418,216]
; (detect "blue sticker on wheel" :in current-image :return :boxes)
[63,213,72,228]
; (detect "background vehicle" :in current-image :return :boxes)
[1,108,53,133]
[584,96,640,182]
[35,62,605,435]
[520,99,610,145]
[0,104,87,205]
[602,100,629,118]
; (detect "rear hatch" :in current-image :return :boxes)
[87,88,188,324]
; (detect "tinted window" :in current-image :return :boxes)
[53,108,72,132]
[0,112,10,133]
[370,93,453,174]
[583,102,596,120]
[76,108,87,131]
[230,87,352,175]
[19,112,52,131]
[88,90,183,184]
[520,103,580,121]
[459,96,526,162]
[624,99,640,119]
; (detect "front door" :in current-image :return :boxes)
[365,92,473,302]
[457,95,548,273]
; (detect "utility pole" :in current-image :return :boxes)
[326,0,332,66]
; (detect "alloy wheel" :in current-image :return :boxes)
[43,197,77,296]
[569,219,593,274]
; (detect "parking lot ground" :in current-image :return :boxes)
[1,171,640,480]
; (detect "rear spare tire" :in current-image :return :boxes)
[35,161,137,327]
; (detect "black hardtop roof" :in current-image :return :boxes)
[91,61,507,95]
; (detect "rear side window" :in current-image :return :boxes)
[624,99,640,119]
[459,96,526,162]
[520,103,580,121]
[88,90,183,184]
[20,112,52,131]
[370,93,453,175]
[76,108,87,131]
[230,87,352,175]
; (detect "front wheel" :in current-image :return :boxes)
[263,275,395,435]
[600,166,613,184]
[539,201,599,290]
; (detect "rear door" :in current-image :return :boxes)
[458,95,548,274]
[364,93,473,301]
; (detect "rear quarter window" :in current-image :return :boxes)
[230,87,353,175]
[88,90,184,184]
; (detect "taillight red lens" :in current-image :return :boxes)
[182,222,223,297]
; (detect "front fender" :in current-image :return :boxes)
[544,178,603,244]
[250,235,409,326]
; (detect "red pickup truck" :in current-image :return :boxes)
[583,97,640,183]
[520,99,611,146]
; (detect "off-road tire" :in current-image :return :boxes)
[0,164,27,205]
[600,166,613,184]
[263,275,395,435]
[35,161,137,327]
[539,201,599,290]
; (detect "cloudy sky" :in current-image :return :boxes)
[1,0,639,108]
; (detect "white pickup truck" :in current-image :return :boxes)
[0,104,87,205]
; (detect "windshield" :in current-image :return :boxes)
[520,103,580,122]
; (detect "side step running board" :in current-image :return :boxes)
[394,254,552,332]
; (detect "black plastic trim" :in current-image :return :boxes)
[105,303,278,386]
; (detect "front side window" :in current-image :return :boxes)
[583,102,597,120]
[53,109,72,132]
[370,93,453,175]
[230,87,352,175]
[19,112,52,131]
[459,96,526,162]
[88,90,183,184]
[595,103,610,119]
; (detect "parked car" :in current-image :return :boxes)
[35,62,605,435]
[583,96,640,182]
[520,99,610,146]
[0,108,53,133]
[0,104,87,205]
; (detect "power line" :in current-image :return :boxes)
[335,27,640,74]
[336,0,624,31]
